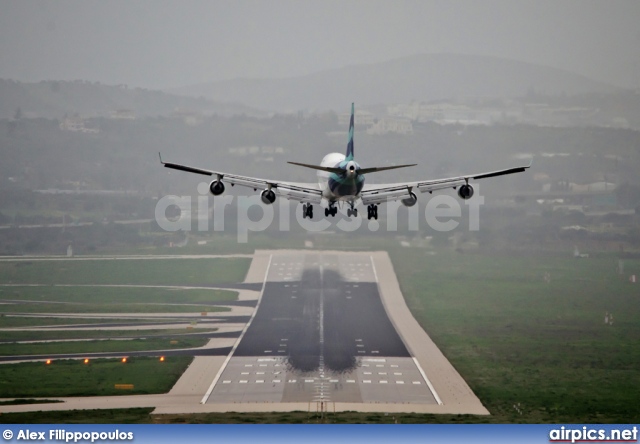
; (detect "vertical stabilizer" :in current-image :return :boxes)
[345,102,354,161]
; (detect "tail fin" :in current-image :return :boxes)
[345,102,354,161]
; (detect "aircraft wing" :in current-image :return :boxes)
[360,162,531,205]
[160,155,323,204]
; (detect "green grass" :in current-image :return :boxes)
[0,256,246,401]
[152,411,495,424]
[0,328,218,342]
[0,398,63,406]
[124,233,306,256]
[0,408,154,424]
[0,302,231,314]
[0,257,250,286]
[388,247,640,423]
[0,409,489,424]
[0,286,238,313]
[0,316,168,328]
[0,337,208,356]
[0,285,238,304]
[0,357,193,397]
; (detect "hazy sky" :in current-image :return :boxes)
[1,0,639,89]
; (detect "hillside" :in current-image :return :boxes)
[0,79,262,120]
[172,53,618,112]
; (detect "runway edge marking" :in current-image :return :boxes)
[369,254,443,406]
[200,253,273,404]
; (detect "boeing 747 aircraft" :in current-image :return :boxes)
[160,103,530,220]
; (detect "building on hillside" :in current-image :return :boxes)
[338,110,375,127]
[172,108,204,126]
[59,118,99,133]
[366,117,413,135]
[110,109,136,120]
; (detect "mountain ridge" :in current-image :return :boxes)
[0,79,262,120]
[171,53,619,112]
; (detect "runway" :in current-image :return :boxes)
[0,250,488,415]
[204,252,437,404]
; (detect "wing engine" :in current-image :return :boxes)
[457,184,474,200]
[261,189,276,204]
[401,192,418,207]
[209,180,225,196]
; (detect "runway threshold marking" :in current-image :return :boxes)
[369,254,443,406]
[200,253,273,404]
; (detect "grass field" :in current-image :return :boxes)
[0,255,246,400]
[0,257,250,286]
[126,233,306,256]
[0,336,208,356]
[0,409,515,424]
[0,408,155,424]
[152,411,496,424]
[0,316,169,328]
[0,357,193,398]
[0,328,218,342]
[0,303,230,314]
[0,286,238,305]
[387,247,640,423]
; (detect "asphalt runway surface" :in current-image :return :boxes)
[205,252,438,405]
[0,251,488,415]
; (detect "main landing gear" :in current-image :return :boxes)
[302,203,313,219]
[346,201,358,218]
[324,203,338,217]
[367,204,378,220]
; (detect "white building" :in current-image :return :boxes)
[338,110,375,126]
[59,118,99,134]
[367,117,413,135]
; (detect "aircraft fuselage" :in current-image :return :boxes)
[318,153,364,202]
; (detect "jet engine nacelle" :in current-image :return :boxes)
[260,189,276,204]
[209,180,225,196]
[401,192,418,207]
[457,184,474,200]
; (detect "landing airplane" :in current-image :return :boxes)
[160,103,530,220]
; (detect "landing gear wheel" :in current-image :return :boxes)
[367,205,378,220]
[303,204,313,219]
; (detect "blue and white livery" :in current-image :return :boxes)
[161,103,531,220]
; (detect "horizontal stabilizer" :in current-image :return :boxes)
[287,161,343,174]
[358,164,417,175]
